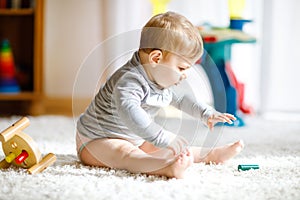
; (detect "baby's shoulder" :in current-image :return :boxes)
[114,66,149,89]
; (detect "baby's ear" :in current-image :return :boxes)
[149,49,162,65]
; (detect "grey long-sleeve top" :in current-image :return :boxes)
[77,51,214,147]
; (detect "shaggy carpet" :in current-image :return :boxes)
[0,115,299,200]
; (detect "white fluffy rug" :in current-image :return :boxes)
[0,115,299,200]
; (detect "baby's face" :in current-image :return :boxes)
[151,53,191,88]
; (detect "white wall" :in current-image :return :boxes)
[44,0,102,97]
[44,0,151,98]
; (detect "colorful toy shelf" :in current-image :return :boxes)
[199,28,256,44]
[0,0,44,115]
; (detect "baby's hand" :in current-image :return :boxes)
[207,112,236,130]
[167,135,188,155]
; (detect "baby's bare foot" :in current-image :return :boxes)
[167,151,193,179]
[206,140,244,164]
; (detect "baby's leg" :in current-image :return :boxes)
[191,140,244,164]
[79,138,192,178]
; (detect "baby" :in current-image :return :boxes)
[76,11,244,178]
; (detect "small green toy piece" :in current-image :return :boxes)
[238,164,259,171]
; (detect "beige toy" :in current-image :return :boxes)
[0,117,56,174]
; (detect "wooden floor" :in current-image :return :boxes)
[0,97,91,116]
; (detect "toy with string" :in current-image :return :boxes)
[0,117,56,174]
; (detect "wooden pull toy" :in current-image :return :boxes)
[0,117,56,174]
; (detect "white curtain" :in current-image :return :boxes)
[260,0,300,114]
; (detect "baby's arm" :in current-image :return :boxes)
[171,93,236,129]
[113,75,180,150]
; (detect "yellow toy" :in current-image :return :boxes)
[228,0,246,19]
[149,0,171,16]
[0,117,56,174]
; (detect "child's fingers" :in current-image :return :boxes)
[184,147,192,156]
[219,113,236,123]
[207,121,214,131]
[208,112,236,129]
[214,115,232,123]
[224,113,236,120]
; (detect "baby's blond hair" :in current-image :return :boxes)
[139,11,203,63]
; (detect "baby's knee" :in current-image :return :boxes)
[117,145,140,161]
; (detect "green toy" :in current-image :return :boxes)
[238,164,259,171]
